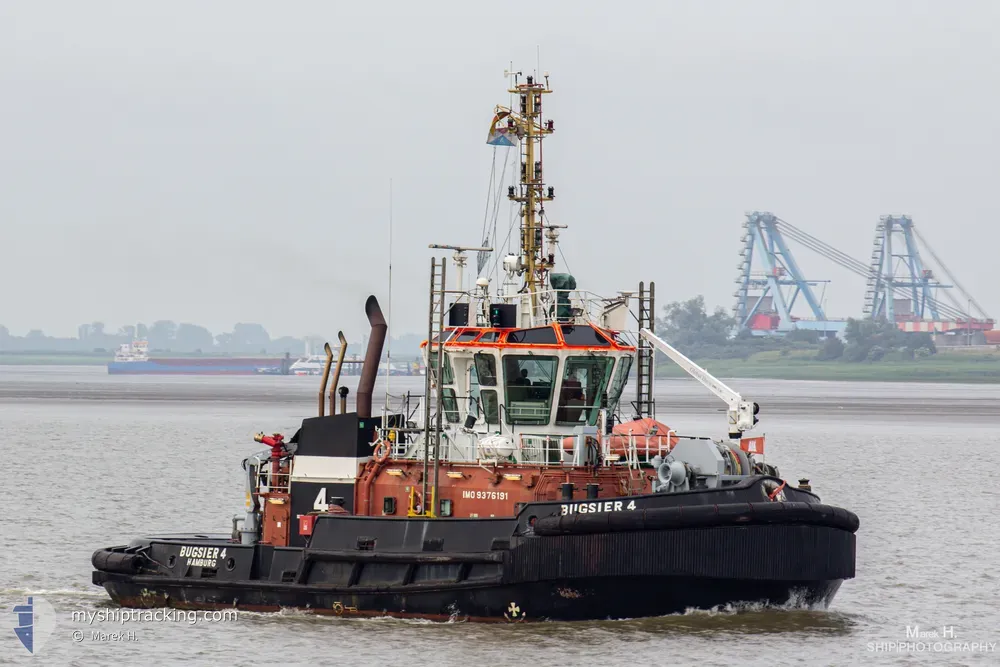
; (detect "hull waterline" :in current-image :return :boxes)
[92,499,857,623]
[96,574,845,622]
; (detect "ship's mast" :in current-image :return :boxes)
[496,70,555,314]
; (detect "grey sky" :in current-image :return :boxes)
[2,1,997,340]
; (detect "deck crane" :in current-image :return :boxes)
[639,329,759,439]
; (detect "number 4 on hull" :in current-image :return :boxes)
[313,488,327,511]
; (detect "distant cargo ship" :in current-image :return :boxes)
[107,340,291,375]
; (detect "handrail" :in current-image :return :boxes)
[258,470,291,495]
[482,287,635,328]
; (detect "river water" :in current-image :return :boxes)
[1,366,997,666]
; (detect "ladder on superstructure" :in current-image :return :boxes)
[863,218,886,316]
[634,281,656,420]
[419,257,447,517]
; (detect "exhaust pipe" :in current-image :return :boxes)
[328,331,348,415]
[356,295,387,418]
[317,342,334,417]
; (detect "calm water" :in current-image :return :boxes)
[2,366,998,666]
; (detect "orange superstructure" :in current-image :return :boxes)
[423,322,636,352]
[355,458,651,520]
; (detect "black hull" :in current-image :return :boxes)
[96,572,844,622]
[93,484,858,623]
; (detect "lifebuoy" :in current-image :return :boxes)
[374,440,391,463]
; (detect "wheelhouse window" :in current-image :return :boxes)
[506,327,558,345]
[607,356,633,415]
[455,331,479,342]
[502,355,558,425]
[441,388,460,424]
[480,389,499,424]
[427,349,454,384]
[474,353,498,386]
[468,365,480,419]
[560,325,611,347]
[556,356,615,426]
[430,330,456,343]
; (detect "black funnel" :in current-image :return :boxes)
[356,295,387,418]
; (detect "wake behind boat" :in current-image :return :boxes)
[92,70,858,621]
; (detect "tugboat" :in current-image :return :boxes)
[92,70,858,622]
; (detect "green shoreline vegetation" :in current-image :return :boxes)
[656,347,1000,383]
[651,296,1000,383]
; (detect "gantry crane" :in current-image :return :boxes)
[734,212,992,335]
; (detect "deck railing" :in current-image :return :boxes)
[256,469,290,496]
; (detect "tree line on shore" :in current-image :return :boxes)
[3,298,935,363]
[656,296,937,362]
[0,321,423,358]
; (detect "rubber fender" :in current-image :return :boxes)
[832,506,861,533]
[671,504,718,527]
[533,502,860,536]
[92,549,142,574]
[714,502,756,523]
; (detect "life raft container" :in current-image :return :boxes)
[561,417,680,455]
